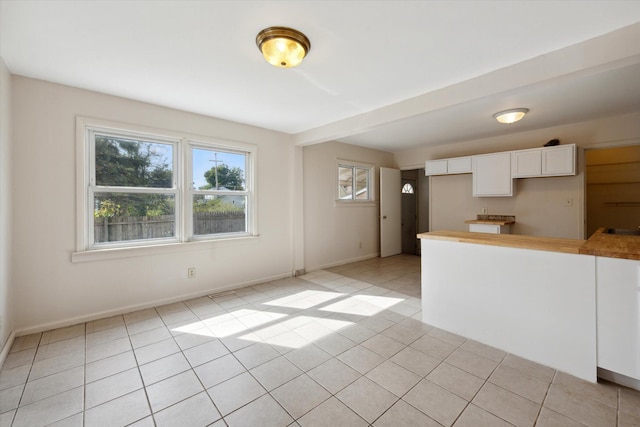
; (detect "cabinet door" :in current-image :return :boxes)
[596,257,640,381]
[542,145,576,176]
[512,149,542,178]
[447,156,472,174]
[425,160,448,176]
[472,152,513,197]
[468,223,501,233]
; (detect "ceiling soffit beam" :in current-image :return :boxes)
[292,22,640,147]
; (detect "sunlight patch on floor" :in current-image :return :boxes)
[171,285,406,349]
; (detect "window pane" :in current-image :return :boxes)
[94,193,175,243]
[355,168,369,200]
[338,166,353,200]
[402,183,414,194]
[95,135,173,188]
[193,195,246,235]
[193,148,246,191]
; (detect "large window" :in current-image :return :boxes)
[91,131,178,245]
[77,119,256,253]
[337,161,374,202]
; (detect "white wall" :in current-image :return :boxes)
[417,170,429,233]
[396,112,640,239]
[9,74,640,333]
[303,141,394,270]
[430,173,584,238]
[0,58,13,354]
[12,76,297,333]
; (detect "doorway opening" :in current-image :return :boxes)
[401,169,429,255]
[585,145,640,236]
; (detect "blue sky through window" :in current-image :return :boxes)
[192,148,245,189]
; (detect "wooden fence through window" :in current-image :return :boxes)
[94,211,245,242]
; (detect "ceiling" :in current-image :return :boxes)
[2,1,640,153]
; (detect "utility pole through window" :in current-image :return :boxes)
[209,153,223,190]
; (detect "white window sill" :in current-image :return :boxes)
[71,235,259,263]
[334,200,377,208]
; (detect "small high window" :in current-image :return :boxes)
[337,161,374,202]
[402,183,414,194]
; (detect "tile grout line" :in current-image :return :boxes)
[616,386,620,427]
[155,302,227,425]
[10,263,402,424]
[215,274,407,425]
[365,342,427,425]
[448,345,509,427]
[228,278,358,425]
[177,300,228,425]
[10,332,43,427]
[125,308,160,427]
[532,368,555,426]
[132,293,453,426]
[14,280,417,424]
[366,334,463,426]
[151,290,299,425]
[11,329,88,426]
[82,322,86,427]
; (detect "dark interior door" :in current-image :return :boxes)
[401,178,417,254]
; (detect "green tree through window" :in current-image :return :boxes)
[202,164,245,190]
[94,135,174,218]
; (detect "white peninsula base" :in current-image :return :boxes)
[420,238,597,382]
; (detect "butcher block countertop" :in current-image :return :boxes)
[464,214,515,225]
[579,227,640,261]
[419,228,640,260]
[418,231,584,254]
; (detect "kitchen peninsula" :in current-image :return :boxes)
[418,228,640,388]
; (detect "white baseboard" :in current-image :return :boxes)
[305,253,379,272]
[15,271,293,337]
[12,253,383,337]
[0,331,16,370]
[598,367,640,391]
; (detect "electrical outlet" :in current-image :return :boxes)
[188,268,196,278]
[481,207,488,214]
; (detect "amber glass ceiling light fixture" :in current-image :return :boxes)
[256,26,311,68]
[493,108,529,124]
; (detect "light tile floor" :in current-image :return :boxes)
[1,254,639,427]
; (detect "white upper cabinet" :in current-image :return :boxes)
[424,159,448,175]
[472,152,513,197]
[512,144,576,178]
[426,144,575,197]
[425,156,472,176]
[512,149,542,178]
[542,145,576,176]
[447,156,472,174]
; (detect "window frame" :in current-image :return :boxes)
[87,127,182,249]
[186,142,255,242]
[74,117,258,261]
[335,159,376,207]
